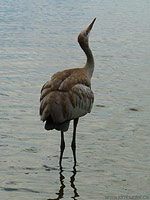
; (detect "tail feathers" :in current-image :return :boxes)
[55,120,70,132]
[45,115,54,130]
[44,115,70,132]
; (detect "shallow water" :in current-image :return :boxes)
[0,0,150,199]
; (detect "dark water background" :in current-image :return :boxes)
[0,0,150,199]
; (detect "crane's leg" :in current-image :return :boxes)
[59,131,65,167]
[71,118,79,166]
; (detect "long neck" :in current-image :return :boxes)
[80,41,94,79]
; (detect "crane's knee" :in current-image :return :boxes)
[71,141,76,151]
[60,141,65,152]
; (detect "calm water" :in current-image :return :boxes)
[0,0,150,199]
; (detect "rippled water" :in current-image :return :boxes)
[0,0,150,199]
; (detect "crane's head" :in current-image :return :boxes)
[78,18,96,47]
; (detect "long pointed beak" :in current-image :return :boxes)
[87,18,96,33]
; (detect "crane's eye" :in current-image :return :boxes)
[83,30,88,37]
[86,30,89,35]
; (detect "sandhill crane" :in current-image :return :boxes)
[40,18,96,167]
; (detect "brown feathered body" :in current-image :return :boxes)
[40,19,95,132]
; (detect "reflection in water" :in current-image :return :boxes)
[48,167,79,200]
[70,167,79,200]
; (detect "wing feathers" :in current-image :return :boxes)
[40,68,91,95]
[40,68,94,131]
[40,84,94,124]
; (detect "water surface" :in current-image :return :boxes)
[0,0,150,199]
